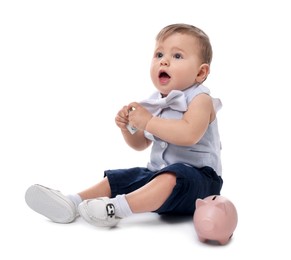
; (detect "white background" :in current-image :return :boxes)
[1,0,291,259]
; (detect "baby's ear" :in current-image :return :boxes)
[196,64,210,83]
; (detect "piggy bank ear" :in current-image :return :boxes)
[215,202,226,213]
[196,198,207,208]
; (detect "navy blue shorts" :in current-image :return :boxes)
[104,163,223,216]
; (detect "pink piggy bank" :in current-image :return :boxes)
[193,195,238,245]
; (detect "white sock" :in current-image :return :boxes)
[67,194,82,209]
[111,194,133,218]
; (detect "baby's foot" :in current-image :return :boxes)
[78,197,120,227]
[25,184,77,223]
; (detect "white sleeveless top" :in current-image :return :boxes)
[144,84,222,176]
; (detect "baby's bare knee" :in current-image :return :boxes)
[158,172,177,186]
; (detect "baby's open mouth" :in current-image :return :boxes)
[159,71,171,79]
[159,71,171,84]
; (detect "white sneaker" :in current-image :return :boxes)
[25,184,78,224]
[78,197,121,227]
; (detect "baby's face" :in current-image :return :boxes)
[150,33,204,96]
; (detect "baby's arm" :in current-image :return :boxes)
[115,105,152,151]
[145,93,214,146]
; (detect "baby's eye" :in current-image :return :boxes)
[156,52,163,58]
[173,53,183,59]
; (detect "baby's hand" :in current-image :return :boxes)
[115,106,130,131]
[127,102,153,132]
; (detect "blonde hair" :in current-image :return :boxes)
[156,23,213,65]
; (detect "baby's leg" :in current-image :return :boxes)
[126,172,176,213]
[78,173,177,227]
[77,177,111,200]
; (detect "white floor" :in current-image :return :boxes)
[0,198,256,260]
[2,162,290,260]
[1,1,291,259]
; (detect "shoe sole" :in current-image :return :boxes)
[25,184,76,223]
